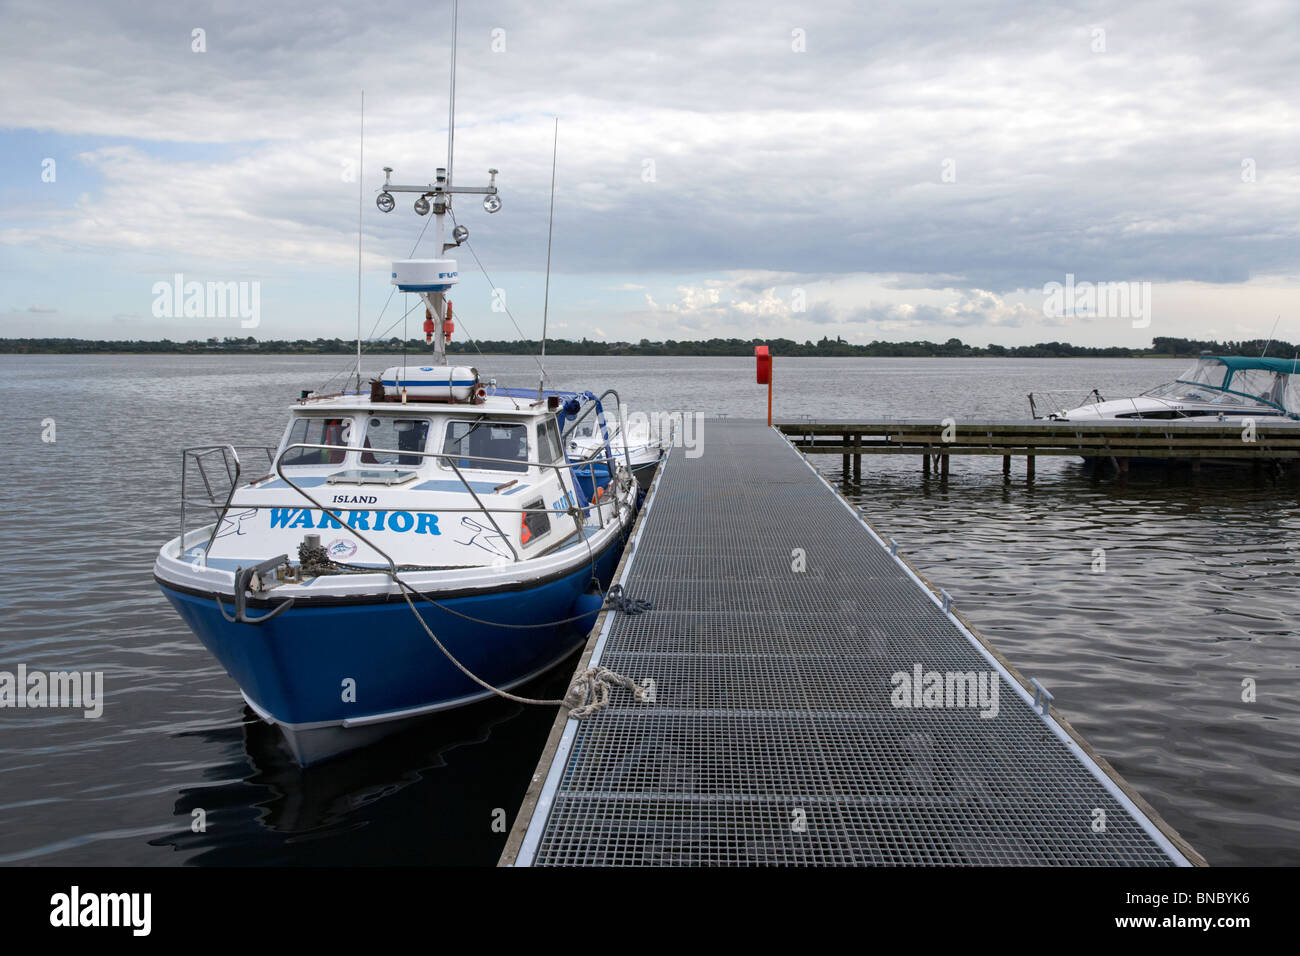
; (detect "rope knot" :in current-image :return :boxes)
[565,666,647,718]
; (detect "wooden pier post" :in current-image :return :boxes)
[772,420,1300,489]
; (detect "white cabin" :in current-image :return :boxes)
[194,386,615,571]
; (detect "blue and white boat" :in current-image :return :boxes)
[154,27,640,764]
[155,372,636,763]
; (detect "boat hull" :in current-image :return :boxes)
[157,541,622,765]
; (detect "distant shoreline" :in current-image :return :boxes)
[0,349,1191,359]
[0,335,1279,360]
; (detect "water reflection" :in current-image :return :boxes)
[149,660,574,865]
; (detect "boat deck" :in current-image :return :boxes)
[501,419,1203,866]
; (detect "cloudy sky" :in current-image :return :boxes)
[2,0,1296,347]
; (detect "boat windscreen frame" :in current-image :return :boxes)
[1150,357,1292,414]
[1159,379,1287,413]
[438,415,534,475]
[1143,376,1287,413]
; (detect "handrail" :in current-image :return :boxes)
[175,407,646,635]
[176,435,634,630]
[180,445,275,564]
[180,446,222,548]
[184,425,631,578]
[204,449,621,518]
[561,389,635,479]
[206,446,242,560]
[267,440,630,565]
[560,398,614,503]
[597,388,636,482]
[558,389,636,512]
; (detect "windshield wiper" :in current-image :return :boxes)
[457,416,489,445]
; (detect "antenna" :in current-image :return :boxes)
[1261,314,1281,357]
[354,90,365,392]
[447,0,457,191]
[539,118,558,394]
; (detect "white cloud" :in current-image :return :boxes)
[2,0,1297,343]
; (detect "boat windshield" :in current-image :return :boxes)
[361,416,429,466]
[1142,357,1289,411]
[281,417,350,466]
[442,419,530,473]
[1142,381,1258,406]
[1173,357,1229,389]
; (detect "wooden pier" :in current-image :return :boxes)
[779,418,1300,480]
[500,420,1203,866]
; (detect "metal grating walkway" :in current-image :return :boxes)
[508,420,1197,866]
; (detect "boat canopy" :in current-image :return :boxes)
[1144,356,1300,416]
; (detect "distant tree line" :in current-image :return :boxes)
[1,335,1293,359]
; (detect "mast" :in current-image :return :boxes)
[430,166,449,367]
[433,0,457,367]
[446,0,457,194]
[539,119,558,394]
[373,0,501,366]
[354,90,365,390]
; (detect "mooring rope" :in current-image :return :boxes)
[289,540,647,716]
[393,580,646,715]
[565,666,647,718]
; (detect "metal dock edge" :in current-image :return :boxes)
[501,419,1205,867]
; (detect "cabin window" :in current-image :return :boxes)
[362,417,430,466]
[282,417,350,466]
[1227,369,1285,407]
[442,420,529,473]
[538,418,563,465]
[1178,359,1230,390]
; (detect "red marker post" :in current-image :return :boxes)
[755,345,772,426]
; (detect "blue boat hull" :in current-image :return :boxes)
[158,543,622,763]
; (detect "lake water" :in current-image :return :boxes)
[1,354,1296,865]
